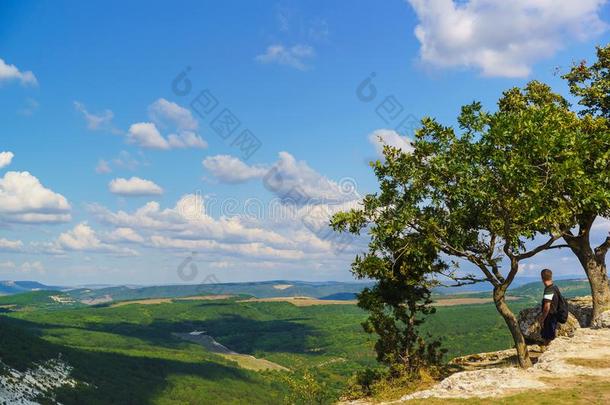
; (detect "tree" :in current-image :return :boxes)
[333,82,575,369]
[352,235,446,377]
[559,45,610,325]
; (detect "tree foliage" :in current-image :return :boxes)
[332,80,582,369]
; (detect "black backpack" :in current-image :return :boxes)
[553,285,569,323]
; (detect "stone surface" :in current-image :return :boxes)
[592,310,610,329]
[518,307,580,343]
[567,296,593,327]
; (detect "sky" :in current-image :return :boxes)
[1,0,610,286]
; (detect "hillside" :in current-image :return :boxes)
[65,280,373,304]
[0,281,60,295]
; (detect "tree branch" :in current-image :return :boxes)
[515,235,561,261]
[595,234,610,261]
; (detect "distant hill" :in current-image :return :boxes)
[65,280,373,303]
[320,292,358,301]
[508,278,593,299]
[0,281,61,295]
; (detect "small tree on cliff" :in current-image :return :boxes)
[333,83,574,369]
[351,235,447,378]
[559,45,610,325]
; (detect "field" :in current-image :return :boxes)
[0,280,587,404]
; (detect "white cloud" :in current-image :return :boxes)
[368,129,414,157]
[127,122,170,149]
[0,58,37,86]
[0,151,14,169]
[74,101,117,132]
[20,261,44,272]
[106,227,144,243]
[255,44,315,70]
[0,171,71,224]
[95,159,112,174]
[0,238,23,252]
[57,222,138,256]
[408,0,608,77]
[167,131,207,149]
[127,121,206,150]
[203,155,268,183]
[109,177,163,197]
[263,152,359,204]
[149,98,198,131]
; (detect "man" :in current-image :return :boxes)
[538,268,558,348]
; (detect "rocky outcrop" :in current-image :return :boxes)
[0,357,76,404]
[396,327,610,402]
[592,310,610,329]
[518,307,580,343]
[567,296,593,327]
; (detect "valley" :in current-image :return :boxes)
[0,279,588,403]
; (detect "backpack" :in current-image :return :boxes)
[553,285,569,323]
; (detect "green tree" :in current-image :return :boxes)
[333,82,575,369]
[559,45,610,324]
[352,235,447,377]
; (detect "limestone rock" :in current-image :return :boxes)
[518,307,580,343]
[567,296,593,327]
[592,310,610,329]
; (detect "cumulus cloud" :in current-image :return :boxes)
[109,177,163,196]
[255,44,315,70]
[106,227,144,243]
[368,129,414,157]
[126,99,206,150]
[263,152,359,204]
[408,0,608,77]
[149,98,198,131]
[0,238,23,252]
[56,222,137,256]
[167,131,207,149]
[127,122,206,150]
[127,122,170,149]
[0,151,14,169]
[203,155,268,183]
[0,58,37,86]
[0,171,71,224]
[74,101,118,132]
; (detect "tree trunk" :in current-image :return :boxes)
[493,287,532,368]
[569,243,610,325]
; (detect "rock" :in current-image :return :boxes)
[592,310,610,329]
[567,296,593,327]
[518,307,580,343]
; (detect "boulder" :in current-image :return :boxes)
[567,296,593,327]
[592,310,610,329]
[518,307,580,343]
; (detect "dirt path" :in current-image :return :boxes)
[173,331,288,371]
[397,328,610,402]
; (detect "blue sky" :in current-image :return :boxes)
[1,0,610,285]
